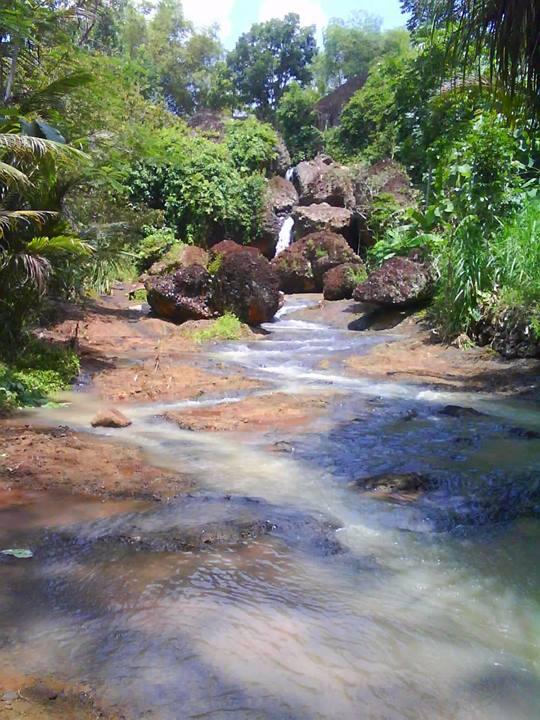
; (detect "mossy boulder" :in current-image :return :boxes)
[146,244,209,277]
[353,256,434,308]
[323,262,367,301]
[146,264,215,322]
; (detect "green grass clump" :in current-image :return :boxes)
[192,313,244,343]
[0,340,80,412]
[346,266,368,285]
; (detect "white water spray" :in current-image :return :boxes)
[285,167,295,182]
[275,216,294,255]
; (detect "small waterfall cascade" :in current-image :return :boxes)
[275,216,294,255]
[285,167,295,182]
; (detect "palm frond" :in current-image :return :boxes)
[0,251,51,295]
[19,72,94,115]
[0,161,30,190]
[26,235,93,257]
[0,133,86,162]
[0,210,56,238]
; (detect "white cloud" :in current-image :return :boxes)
[182,0,235,39]
[258,0,326,30]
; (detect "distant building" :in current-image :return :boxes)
[314,74,367,130]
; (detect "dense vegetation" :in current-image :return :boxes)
[0,0,538,409]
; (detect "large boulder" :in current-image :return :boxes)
[146,264,215,322]
[323,262,366,301]
[213,249,281,325]
[210,240,261,259]
[292,203,355,244]
[146,244,209,277]
[272,231,362,294]
[294,154,353,207]
[256,176,299,257]
[353,256,434,308]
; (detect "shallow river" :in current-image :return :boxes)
[1,298,540,719]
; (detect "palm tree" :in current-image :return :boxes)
[0,131,91,342]
[402,1,539,111]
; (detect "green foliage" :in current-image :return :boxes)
[128,129,267,246]
[207,254,223,276]
[224,119,278,175]
[276,83,322,163]
[369,227,443,266]
[346,265,368,285]
[192,313,244,343]
[0,340,80,411]
[227,13,317,119]
[136,227,176,272]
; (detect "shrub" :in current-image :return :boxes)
[136,227,177,272]
[224,118,278,175]
[276,83,323,163]
[192,313,244,343]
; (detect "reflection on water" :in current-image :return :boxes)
[1,297,539,719]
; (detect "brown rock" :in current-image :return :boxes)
[91,408,132,428]
[145,264,215,322]
[212,249,281,325]
[292,203,355,243]
[294,154,353,207]
[272,231,362,294]
[146,244,208,277]
[353,256,434,308]
[323,262,366,301]
[209,240,261,259]
[256,176,299,257]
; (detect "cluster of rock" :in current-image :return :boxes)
[260,154,417,259]
[145,241,281,326]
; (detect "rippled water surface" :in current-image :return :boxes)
[1,298,539,719]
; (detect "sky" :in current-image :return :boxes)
[181,0,408,48]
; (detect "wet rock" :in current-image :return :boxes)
[439,405,485,418]
[91,408,132,428]
[38,495,344,557]
[146,244,208,277]
[294,154,353,207]
[272,231,361,294]
[349,472,433,501]
[212,249,281,325]
[508,427,540,440]
[256,176,299,257]
[145,264,215,322]
[323,262,366,301]
[353,256,434,308]
[292,203,355,243]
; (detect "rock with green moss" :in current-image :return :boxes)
[323,262,367,301]
[353,256,434,308]
[272,231,362,294]
[146,244,208,277]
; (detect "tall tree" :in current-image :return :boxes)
[227,13,317,119]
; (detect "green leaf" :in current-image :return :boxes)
[1,548,33,559]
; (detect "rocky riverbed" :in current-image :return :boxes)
[1,287,540,719]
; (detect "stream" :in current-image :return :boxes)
[1,297,540,719]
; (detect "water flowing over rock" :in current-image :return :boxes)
[323,262,366,301]
[257,176,299,257]
[292,203,355,243]
[275,216,295,255]
[294,154,354,207]
[212,249,281,325]
[146,264,215,322]
[353,256,434,308]
[272,231,362,294]
[90,408,132,429]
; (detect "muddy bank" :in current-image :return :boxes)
[0,677,121,719]
[0,425,194,501]
[42,285,265,404]
[163,391,338,433]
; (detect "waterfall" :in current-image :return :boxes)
[285,167,294,182]
[275,216,294,256]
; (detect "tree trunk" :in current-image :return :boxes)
[4,43,20,103]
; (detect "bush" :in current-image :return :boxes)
[192,313,244,342]
[224,118,278,174]
[369,227,443,267]
[136,227,177,272]
[0,340,80,411]
[128,130,267,246]
[276,83,323,163]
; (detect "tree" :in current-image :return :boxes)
[276,83,322,163]
[313,13,383,93]
[227,13,317,119]
[402,0,539,112]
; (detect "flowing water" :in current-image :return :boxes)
[275,216,295,255]
[1,298,540,719]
